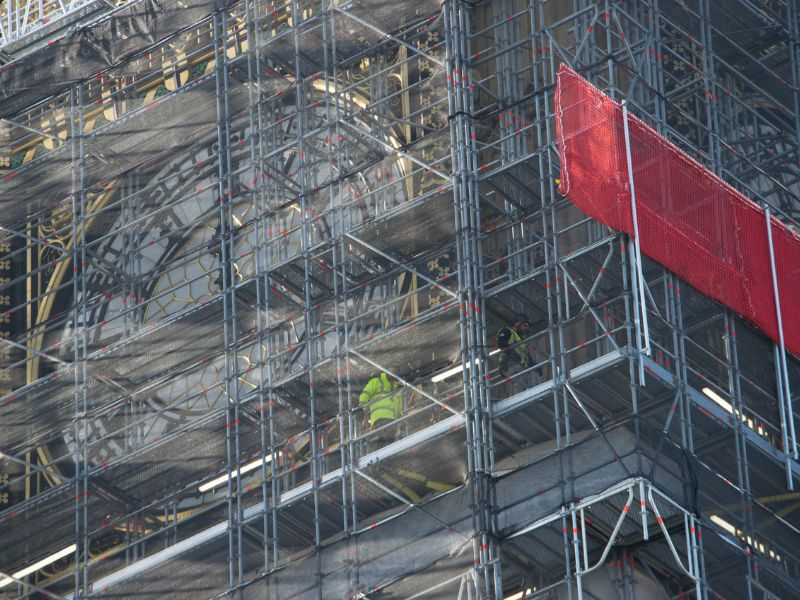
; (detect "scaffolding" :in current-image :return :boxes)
[0,0,798,598]
[0,0,137,60]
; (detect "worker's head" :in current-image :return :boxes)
[382,372,400,388]
[512,313,530,334]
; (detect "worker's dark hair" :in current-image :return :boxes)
[512,312,527,324]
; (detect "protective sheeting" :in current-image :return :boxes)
[0,0,442,118]
[555,65,800,358]
[92,426,680,600]
[0,0,229,117]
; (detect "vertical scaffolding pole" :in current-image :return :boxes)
[77,80,90,600]
[787,0,800,150]
[261,7,281,591]
[326,9,362,592]
[698,0,722,170]
[65,78,91,599]
[569,505,583,599]
[212,11,245,594]
[765,206,797,478]
[446,1,499,596]
[318,1,353,593]
[621,100,650,386]
[724,314,756,600]
[290,3,323,596]
[68,81,82,600]
[242,0,274,582]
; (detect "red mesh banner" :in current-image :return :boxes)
[555,65,800,359]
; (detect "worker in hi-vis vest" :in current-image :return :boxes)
[496,313,533,377]
[359,372,403,449]
[496,313,543,395]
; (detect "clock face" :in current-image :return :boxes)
[57,134,241,468]
[45,93,408,475]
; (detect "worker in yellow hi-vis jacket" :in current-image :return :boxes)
[359,372,403,451]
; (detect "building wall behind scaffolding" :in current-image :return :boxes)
[0,0,799,598]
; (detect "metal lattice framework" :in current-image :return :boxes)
[0,0,136,59]
[0,0,799,599]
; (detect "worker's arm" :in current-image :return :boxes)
[359,378,377,407]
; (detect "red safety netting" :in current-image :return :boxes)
[555,65,800,358]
